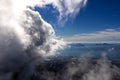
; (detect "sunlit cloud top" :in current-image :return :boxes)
[9,0,87,22]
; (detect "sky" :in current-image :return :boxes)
[35,0,120,43]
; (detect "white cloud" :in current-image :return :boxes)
[0,0,87,19]
[0,0,86,70]
[64,29,120,43]
[0,0,66,78]
[0,0,87,79]
[51,0,87,22]
[11,0,87,22]
[0,0,83,58]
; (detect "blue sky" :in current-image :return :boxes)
[35,0,120,43]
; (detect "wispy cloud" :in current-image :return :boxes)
[8,0,87,23]
[37,0,88,22]
[64,29,120,43]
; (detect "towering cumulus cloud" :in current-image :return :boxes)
[0,0,87,80]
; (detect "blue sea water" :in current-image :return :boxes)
[59,43,120,61]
